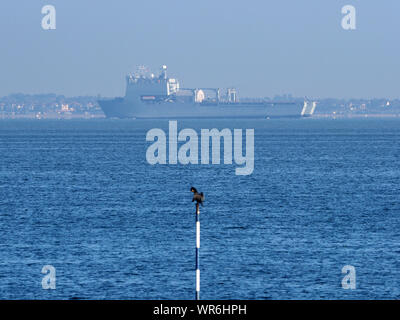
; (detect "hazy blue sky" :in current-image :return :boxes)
[0,0,399,98]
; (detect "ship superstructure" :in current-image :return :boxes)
[98,65,316,119]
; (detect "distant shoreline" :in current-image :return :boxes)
[312,114,400,119]
[0,113,400,120]
[0,113,105,120]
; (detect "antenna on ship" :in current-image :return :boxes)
[190,187,204,300]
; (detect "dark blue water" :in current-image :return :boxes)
[0,118,399,299]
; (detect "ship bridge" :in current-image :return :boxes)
[125,65,180,102]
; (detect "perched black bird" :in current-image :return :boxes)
[191,187,205,206]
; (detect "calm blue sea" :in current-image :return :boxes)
[0,118,399,299]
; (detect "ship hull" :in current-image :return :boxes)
[98,99,305,119]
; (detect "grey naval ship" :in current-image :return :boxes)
[98,65,316,119]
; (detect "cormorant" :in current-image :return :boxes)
[191,187,205,206]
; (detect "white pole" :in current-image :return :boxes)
[195,203,200,300]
